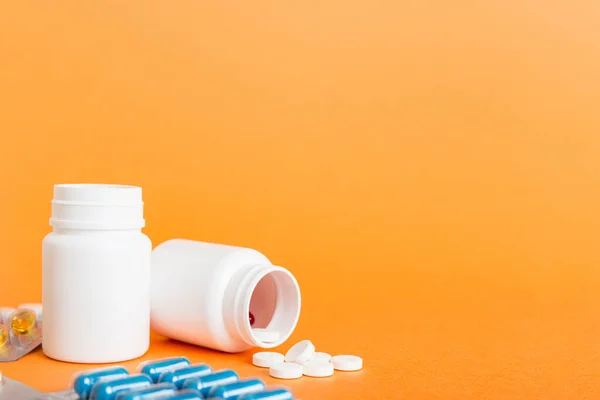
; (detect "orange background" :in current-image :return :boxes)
[1,1,600,399]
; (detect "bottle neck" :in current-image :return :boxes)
[225,264,301,349]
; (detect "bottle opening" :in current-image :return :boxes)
[243,268,300,348]
[249,275,277,329]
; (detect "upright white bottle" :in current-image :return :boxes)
[151,239,301,353]
[42,184,151,363]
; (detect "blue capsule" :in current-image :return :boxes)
[166,389,205,399]
[89,374,153,400]
[114,383,178,400]
[72,366,129,400]
[206,379,265,400]
[238,389,293,400]
[138,357,191,383]
[159,364,213,389]
[182,370,239,397]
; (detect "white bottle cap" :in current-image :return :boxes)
[50,184,145,230]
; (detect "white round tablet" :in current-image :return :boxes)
[304,352,331,364]
[17,303,43,320]
[302,360,334,377]
[252,352,285,368]
[269,362,303,379]
[331,355,363,371]
[252,328,280,343]
[284,340,315,363]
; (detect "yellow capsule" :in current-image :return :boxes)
[0,324,8,347]
[11,309,36,334]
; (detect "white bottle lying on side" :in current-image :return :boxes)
[151,239,301,353]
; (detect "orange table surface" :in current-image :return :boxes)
[3,266,600,399]
[2,1,600,399]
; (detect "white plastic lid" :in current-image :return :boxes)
[50,184,145,230]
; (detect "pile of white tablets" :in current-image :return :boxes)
[252,340,363,379]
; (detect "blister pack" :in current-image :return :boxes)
[41,356,294,399]
[0,304,43,362]
[0,372,42,400]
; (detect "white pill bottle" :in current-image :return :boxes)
[151,239,301,353]
[42,184,151,363]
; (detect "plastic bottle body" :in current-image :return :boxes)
[42,184,151,363]
[151,239,301,353]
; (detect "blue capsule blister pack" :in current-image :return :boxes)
[40,357,294,400]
